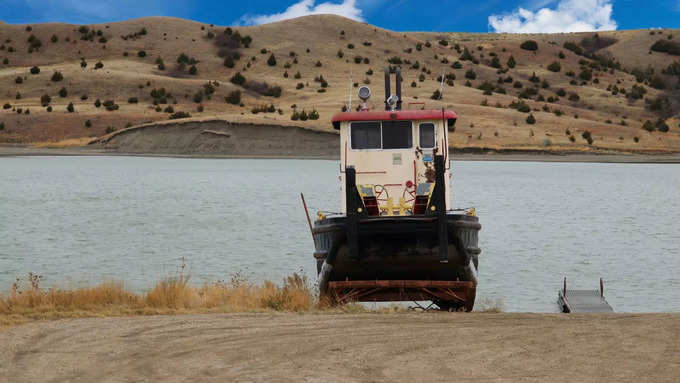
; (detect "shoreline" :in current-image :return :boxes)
[1,312,678,382]
[2,145,680,163]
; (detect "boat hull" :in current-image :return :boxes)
[312,214,481,310]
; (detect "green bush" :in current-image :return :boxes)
[58,87,68,97]
[103,100,119,111]
[507,55,516,68]
[521,40,538,51]
[230,72,246,86]
[128,97,138,104]
[267,53,277,66]
[138,50,147,58]
[66,102,74,113]
[51,71,64,82]
[430,90,441,100]
[40,94,51,106]
[225,90,241,105]
[95,61,104,69]
[465,69,477,80]
[224,56,234,68]
[169,111,191,120]
[189,65,198,75]
[27,35,42,49]
[509,100,531,113]
[14,76,23,84]
[581,130,593,145]
[85,120,92,128]
[526,113,536,124]
[579,69,592,81]
[459,48,475,62]
[563,41,583,56]
[30,66,40,74]
[547,61,561,72]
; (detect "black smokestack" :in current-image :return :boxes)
[384,67,391,111]
[395,67,402,110]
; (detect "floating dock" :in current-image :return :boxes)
[558,277,613,313]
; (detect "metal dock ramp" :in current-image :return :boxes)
[558,278,613,313]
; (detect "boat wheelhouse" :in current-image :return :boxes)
[310,68,481,311]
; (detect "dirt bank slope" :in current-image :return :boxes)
[1,313,678,382]
[94,120,339,158]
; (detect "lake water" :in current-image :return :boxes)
[1,156,679,312]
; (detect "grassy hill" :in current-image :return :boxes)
[1,15,679,153]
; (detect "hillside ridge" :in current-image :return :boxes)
[0,15,679,153]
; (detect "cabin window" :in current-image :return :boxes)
[350,122,381,149]
[381,121,413,149]
[419,123,436,148]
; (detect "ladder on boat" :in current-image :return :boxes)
[558,277,613,313]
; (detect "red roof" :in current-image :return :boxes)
[331,109,457,129]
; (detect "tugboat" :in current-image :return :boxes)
[310,68,481,311]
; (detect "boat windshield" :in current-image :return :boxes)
[350,121,412,150]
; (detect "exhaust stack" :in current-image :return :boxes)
[384,67,402,111]
[384,67,391,111]
[395,67,402,111]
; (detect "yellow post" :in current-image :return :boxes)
[398,197,407,216]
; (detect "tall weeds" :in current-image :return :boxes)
[0,272,317,327]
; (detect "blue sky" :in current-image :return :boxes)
[1,0,679,33]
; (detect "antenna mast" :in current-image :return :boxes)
[348,66,353,111]
[438,70,445,100]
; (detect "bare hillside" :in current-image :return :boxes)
[0,15,679,153]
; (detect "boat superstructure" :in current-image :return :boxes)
[310,68,481,311]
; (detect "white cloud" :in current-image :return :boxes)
[488,0,617,33]
[238,0,364,26]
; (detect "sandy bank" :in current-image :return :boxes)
[0,312,678,382]
[89,119,340,159]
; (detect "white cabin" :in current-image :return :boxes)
[331,109,457,215]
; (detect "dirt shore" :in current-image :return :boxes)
[3,145,680,163]
[0,312,678,383]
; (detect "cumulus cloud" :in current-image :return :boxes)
[238,0,364,25]
[489,0,617,33]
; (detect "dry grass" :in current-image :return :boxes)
[0,272,331,327]
[474,297,506,313]
[32,137,93,148]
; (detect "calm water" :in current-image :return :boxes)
[1,156,679,312]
